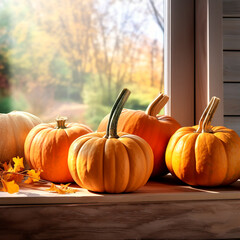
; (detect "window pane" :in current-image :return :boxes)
[0,0,164,130]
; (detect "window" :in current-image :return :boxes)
[0,0,224,200]
[0,0,165,130]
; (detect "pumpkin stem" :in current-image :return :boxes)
[56,117,67,129]
[104,88,131,139]
[196,98,214,133]
[145,93,169,117]
[196,97,220,133]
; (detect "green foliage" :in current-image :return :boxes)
[0,94,30,113]
[83,79,112,130]
[83,79,161,130]
[0,96,12,113]
[49,56,71,86]
[124,82,160,110]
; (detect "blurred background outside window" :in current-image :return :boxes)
[0,0,164,130]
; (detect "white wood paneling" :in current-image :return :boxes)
[223,0,240,133]
[224,51,240,82]
[224,116,240,135]
[224,83,240,115]
[223,18,240,50]
[223,0,240,17]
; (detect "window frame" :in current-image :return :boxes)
[195,0,223,126]
[164,0,195,126]
[165,0,223,126]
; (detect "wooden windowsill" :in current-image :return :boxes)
[1,174,240,205]
[1,175,240,239]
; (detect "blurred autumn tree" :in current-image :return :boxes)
[0,1,11,112]
[0,0,164,129]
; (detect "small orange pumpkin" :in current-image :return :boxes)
[24,117,93,183]
[97,93,181,178]
[0,111,41,163]
[166,97,240,186]
[68,89,154,193]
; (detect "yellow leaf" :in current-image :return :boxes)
[60,183,71,190]
[46,183,78,194]
[24,169,41,184]
[46,183,57,192]
[64,187,78,194]
[60,183,78,193]
[13,157,24,173]
[46,183,66,194]
[1,179,19,194]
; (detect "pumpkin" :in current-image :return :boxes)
[68,89,154,193]
[166,97,240,186]
[0,111,41,163]
[97,93,181,178]
[24,117,93,183]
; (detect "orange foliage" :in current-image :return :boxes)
[0,157,78,195]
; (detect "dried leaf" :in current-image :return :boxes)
[2,172,24,183]
[0,156,77,195]
[64,187,78,194]
[60,184,78,193]
[12,157,24,173]
[60,183,71,190]
[1,179,19,194]
[24,169,41,184]
[2,161,13,172]
[46,183,78,194]
[46,183,66,194]
[2,162,10,171]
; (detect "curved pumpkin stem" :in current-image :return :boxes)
[104,88,131,139]
[56,117,67,129]
[202,97,220,133]
[196,97,220,133]
[196,98,214,133]
[145,93,169,117]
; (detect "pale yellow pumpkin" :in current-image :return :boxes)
[0,111,41,163]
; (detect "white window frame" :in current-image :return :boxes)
[165,0,223,126]
[164,0,195,126]
[195,0,223,126]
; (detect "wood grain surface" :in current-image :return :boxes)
[223,0,240,17]
[1,175,240,205]
[224,51,240,82]
[1,176,240,239]
[222,0,240,135]
[224,116,240,135]
[1,200,240,239]
[224,83,240,115]
[223,18,240,50]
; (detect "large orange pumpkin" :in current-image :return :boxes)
[166,97,240,186]
[24,117,93,183]
[97,93,181,178]
[0,111,41,163]
[68,89,154,193]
